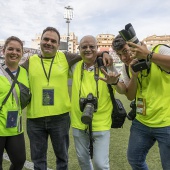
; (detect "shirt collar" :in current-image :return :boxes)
[83,63,94,71]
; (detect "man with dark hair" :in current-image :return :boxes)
[22,27,112,170]
[40,27,61,41]
[112,35,139,99]
[112,34,126,51]
[112,35,170,170]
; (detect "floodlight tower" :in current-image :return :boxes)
[64,6,73,51]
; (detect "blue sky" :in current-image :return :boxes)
[0,0,170,46]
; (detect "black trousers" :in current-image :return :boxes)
[0,133,26,170]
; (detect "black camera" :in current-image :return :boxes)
[97,57,105,69]
[119,23,150,72]
[127,100,136,121]
[79,93,98,124]
[131,60,150,72]
[119,23,140,45]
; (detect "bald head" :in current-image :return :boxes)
[78,35,98,68]
[80,35,97,45]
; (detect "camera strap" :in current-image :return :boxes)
[79,62,99,99]
[89,122,94,159]
[125,64,149,94]
[80,62,99,159]
[0,64,20,111]
[84,123,95,159]
[137,44,170,94]
[107,84,118,112]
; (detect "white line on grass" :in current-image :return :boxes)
[3,153,53,170]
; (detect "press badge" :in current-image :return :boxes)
[136,98,146,116]
[42,88,54,106]
[6,110,18,128]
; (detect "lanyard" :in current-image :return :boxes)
[137,75,143,94]
[79,62,99,98]
[41,56,55,85]
[137,69,150,94]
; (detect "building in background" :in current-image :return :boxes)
[96,33,121,63]
[1,33,170,64]
[61,32,79,53]
[30,32,78,53]
[96,33,114,52]
[144,35,170,48]
[0,40,5,47]
[0,39,39,64]
[31,34,41,50]
[0,46,4,64]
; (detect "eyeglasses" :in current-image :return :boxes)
[80,45,96,50]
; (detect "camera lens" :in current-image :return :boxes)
[127,100,136,121]
[81,103,94,124]
[127,110,136,120]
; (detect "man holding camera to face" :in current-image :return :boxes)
[70,35,124,170]
[112,23,170,170]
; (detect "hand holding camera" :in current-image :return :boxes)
[128,41,151,60]
[129,59,140,77]
[119,23,150,72]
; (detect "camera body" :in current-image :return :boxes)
[119,23,150,72]
[79,93,98,124]
[127,100,136,120]
[131,60,150,72]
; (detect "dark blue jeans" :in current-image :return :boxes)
[127,119,170,170]
[27,113,70,170]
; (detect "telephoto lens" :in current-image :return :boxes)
[81,103,94,124]
[119,23,140,45]
[119,23,150,72]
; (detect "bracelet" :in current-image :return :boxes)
[111,78,119,85]
[101,51,109,58]
[147,51,154,61]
